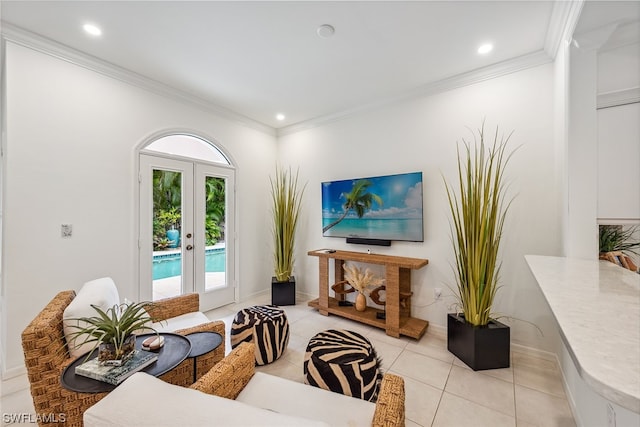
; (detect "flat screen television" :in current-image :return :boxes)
[321,171,423,244]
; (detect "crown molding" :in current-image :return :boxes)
[0,22,276,137]
[544,0,584,59]
[600,21,640,52]
[278,50,552,137]
[597,87,640,110]
[573,23,619,52]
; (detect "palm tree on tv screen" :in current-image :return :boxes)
[323,179,383,233]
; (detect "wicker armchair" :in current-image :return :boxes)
[21,291,225,427]
[191,342,406,427]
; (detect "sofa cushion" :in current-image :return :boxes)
[83,373,329,427]
[63,277,120,358]
[150,311,210,333]
[237,372,376,427]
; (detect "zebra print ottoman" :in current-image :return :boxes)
[304,329,383,402]
[230,305,290,365]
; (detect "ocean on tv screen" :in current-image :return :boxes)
[321,171,424,242]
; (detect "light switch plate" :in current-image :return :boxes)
[61,224,72,238]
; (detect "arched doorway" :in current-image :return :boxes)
[138,133,236,311]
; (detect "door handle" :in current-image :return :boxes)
[186,245,193,251]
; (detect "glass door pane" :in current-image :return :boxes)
[139,155,193,302]
[152,168,183,300]
[195,164,235,311]
[204,176,226,292]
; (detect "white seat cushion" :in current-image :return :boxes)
[150,311,211,333]
[237,372,376,427]
[63,277,120,358]
[84,373,329,427]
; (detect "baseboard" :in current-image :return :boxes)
[1,365,26,381]
[1,367,29,396]
[295,290,315,303]
[240,288,269,303]
[425,323,447,340]
[511,342,557,362]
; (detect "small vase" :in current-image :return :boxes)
[98,334,136,365]
[355,292,367,312]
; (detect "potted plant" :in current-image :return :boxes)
[270,166,306,306]
[443,123,516,370]
[69,301,158,365]
[159,208,181,248]
[599,225,639,272]
[343,264,385,312]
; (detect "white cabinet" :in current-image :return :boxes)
[597,102,640,221]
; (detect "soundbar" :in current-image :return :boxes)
[346,237,391,246]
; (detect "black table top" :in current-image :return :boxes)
[186,331,223,358]
[61,332,191,393]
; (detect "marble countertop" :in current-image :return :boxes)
[526,255,640,413]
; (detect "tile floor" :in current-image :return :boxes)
[1,294,577,426]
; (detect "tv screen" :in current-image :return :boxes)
[322,172,423,242]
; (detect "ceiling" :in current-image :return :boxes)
[0,1,636,131]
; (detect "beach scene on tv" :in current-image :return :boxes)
[322,172,424,242]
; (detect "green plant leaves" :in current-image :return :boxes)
[68,301,158,355]
[443,123,517,326]
[270,166,306,282]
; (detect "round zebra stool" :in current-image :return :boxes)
[230,305,290,365]
[304,329,383,402]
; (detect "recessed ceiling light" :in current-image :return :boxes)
[276,113,286,121]
[317,24,335,39]
[477,43,493,54]
[83,24,102,37]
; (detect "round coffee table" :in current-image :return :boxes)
[186,331,223,382]
[61,333,192,393]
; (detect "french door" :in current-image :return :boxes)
[139,154,235,311]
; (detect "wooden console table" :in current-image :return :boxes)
[307,249,429,339]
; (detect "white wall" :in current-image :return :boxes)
[278,63,563,351]
[554,39,570,259]
[1,42,277,376]
[567,44,599,259]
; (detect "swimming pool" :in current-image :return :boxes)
[153,248,225,280]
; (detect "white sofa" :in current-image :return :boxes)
[84,372,375,427]
[84,342,406,427]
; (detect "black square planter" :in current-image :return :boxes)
[272,276,296,306]
[447,313,510,371]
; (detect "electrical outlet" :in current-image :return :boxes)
[61,224,72,238]
[434,288,442,300]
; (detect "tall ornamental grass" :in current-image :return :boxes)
[444,124,516,326]
[270,166,306,282]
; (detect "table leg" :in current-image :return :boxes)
[193,357,197,382]
[319,257,329,315]
[385,266,400,338]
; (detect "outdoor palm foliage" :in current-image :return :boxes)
[152,170,226,248]
[444,124,516,327]
[270,167,306,282]
[322,179,383,233]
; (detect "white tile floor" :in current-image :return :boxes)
[206,294,577,427]
[1,294,577,426]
